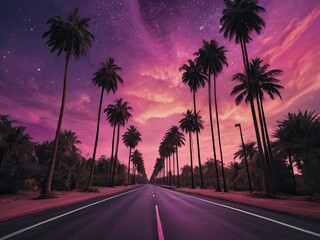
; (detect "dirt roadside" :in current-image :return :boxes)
[173,187,320,222]
[0,185,141,222]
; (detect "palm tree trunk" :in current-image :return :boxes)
[288,151,297,194]
[67,163,72,191]
[214,75,228,192]
[259,96,276,180]
[260,96,274,162]
[241,39,273,195]
[189,132,195,188]
[107,124,116,186]
[87,87,104,187]
[193,91,205,188]
[43,48,71,197]
[256,93,276,193]
[163,164,165,185]
[127,146,132,184]
[176,145,180,188]
[169,155,172,185]
[173,152,175,186]
[207,71,221,192]
[111,123,121,187]
[166,157,168,185]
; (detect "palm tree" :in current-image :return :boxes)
[87,58,123,187]
[122,125,142,184]
[179,110,204,188]
[179,60,206,188]
[159,137,175,185]
[104,98,132,187]
[231,58,283,190]
[273,129,297,193]
[42,8,94,198]
[234,141,258,163]
[234,140,257,191]
[274,110,320,193]
[58,130,82,191]
[231,58,283,154]
[195,39,228,192]
[131,149,143,184]
[220,0,274,195]
[150,157,164,184]
[0,116,36,169]
[165,126,185,187]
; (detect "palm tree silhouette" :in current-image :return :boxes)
[87,58,123,187]
[234,140,257,191]
[122,125,142,184]
[274,110,320,193]
[131,149,143,184]
[179,110,204,188]
[42,8,94,198]
[104,98,132,187]
[165,126,185,187]
[195,39,228,192]
[159,137,175,185]
[180,60,206,188]
[231,57,283,189]
[220,0,274,195]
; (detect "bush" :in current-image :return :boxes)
[81,186,100,193]
[24,178,38,191]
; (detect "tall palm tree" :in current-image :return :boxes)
[159,137,175,185]
[231,58,283,153]
[195,39,228,192]
[179,60,206,188]
[231,58,283,190]
[87,58,123,187]
[122,125,142,184]
[165,126,185,187]
[220,0,274,195]
[131,149,143,184]
[42,8,94,197]
[104,98,132,187]
[179,110,204,188]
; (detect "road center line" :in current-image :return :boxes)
[174,191,320,238]
[155,205,165,240]
[0,188,141,240]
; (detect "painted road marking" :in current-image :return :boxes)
[173,190,320,238]
[0,188,141,240]
[155,205,165,240]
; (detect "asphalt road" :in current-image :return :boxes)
[0,185,319,240]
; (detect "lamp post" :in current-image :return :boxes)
[235,123,252,192]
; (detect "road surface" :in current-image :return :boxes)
[0,185,319,240]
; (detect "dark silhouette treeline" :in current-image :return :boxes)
[150,110,320,194]
[0,115,147,195]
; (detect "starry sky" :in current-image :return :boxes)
[1,0,320,179]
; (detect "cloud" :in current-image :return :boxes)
[262,6,320,63]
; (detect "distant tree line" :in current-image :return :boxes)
[0,115,147,195]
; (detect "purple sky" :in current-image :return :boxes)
[1,0,320,178]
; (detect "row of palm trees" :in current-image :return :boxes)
[152,109,320,194]
[151,0,286,194]
[41,8,146,197]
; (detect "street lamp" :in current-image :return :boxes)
[235,123,252,192]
